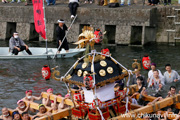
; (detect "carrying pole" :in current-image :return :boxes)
[53,15,77,59]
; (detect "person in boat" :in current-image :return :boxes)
[115,81,126,100]
[36,104,52,117]
[131,68,147,87]
[166,86,176,98]
[42,88,53,107]
[21,112,30,120]
[12,111,22,120]
[137,88,150,106]
[0,107,12,120]
[164,64,179,84]
[131,76,146,99]
[23,90,42,112]
[148,70,165,92]
[56,19,69,53]
[15,100,30,114]
[147,63,163,83]
[9,32,32,55]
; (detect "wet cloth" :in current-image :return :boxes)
[164,70,180,84]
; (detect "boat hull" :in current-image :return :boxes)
[0,47,85,59]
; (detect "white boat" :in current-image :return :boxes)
[0,47,85,59]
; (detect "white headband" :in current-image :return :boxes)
[57,20,65,23]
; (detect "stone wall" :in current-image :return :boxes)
[0,4,177,45]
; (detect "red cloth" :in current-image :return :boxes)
[32,0,46,39]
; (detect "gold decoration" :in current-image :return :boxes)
[100,60,107,67]
[66,74,72,79]
[77,70,82,77]
[83,71,88,77]
[99,69,106,76]
[132,59,141,74]
[107,67,113,74]
[82,62,88,69]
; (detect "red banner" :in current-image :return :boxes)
[32,0,46,39]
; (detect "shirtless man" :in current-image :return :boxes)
[12,111,21,120]
[42,88,53,107]
[23,90,42,112]
[21,112,30,120]
[0,107,12,120]
[15,100,30,114]
[36,104,52,117]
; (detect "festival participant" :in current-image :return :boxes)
[148,70,165,92]
[12,111,21,120]
[68,0,79,19]
[166,86,176,98]
[164,64,179,84]
[21,112,30,120]
[9,32,32,55]
[131,68,147,87]
[115,82,125,99]
[15,100,30,114]
[137,88,150,106]
[147,63,163,83]
[42,88,53,107]
[36,104,52,117]
[0,107,12,120]
[56,20,69,53]
[23,90,42,112]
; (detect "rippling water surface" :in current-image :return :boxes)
[0,40,180,113]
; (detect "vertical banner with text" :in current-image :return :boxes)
[32,0,46,39]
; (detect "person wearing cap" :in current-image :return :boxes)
[68,0,79,19]
[36,104,52,117]
[23,90,42,112]
[42,88,53,107]
[15,100,30,114]
[21,112,30,120]
[56,20,69,53]
[9,32,32,55]
[12,111,21,120]
[164,64,180,84]
[147,63,163,83]
[0,107,12,120]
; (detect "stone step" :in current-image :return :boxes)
[175,22,180,25]
[174,37,180,40]
[167,16,176,18]
[166,29,176,32]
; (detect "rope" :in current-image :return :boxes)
[125,71,132,113]
[53,15,77,59]
[97,106,105,120]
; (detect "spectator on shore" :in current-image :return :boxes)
[2,0,8,3]
[9,32,32,55]
[12,111,21,120]
[11,0,21,3]
[25,0,32,6]
[120,0,131,6]
[68,0,79,19]
[0,108,12,120]
[164,0,171,5]
[148,0,159,6]
[164,64,179,84]
[148,70,165,92]
[147,63,163,83]
[15,100,30,114]
[46,0,55,6]
[131,68,147,87]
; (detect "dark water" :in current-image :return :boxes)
[0,40,180,113]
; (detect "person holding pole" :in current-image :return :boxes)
[56,19,69,53]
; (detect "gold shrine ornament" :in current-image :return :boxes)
[82,62,88,69]
[107,67,113,74]
[77,70,82,77]
[100,60,107,67]
[83,71,88,77]
[99,69,106,76]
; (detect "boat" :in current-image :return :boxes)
[0,47,85,59]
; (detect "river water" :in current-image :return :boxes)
[0,40,180,113]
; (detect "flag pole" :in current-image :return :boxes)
[43,0,48,54]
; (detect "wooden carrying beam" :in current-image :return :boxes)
[38,107,72,120]
[41,92,76,106]
[111,94,180,120]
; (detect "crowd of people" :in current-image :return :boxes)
[0,88,70,120]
